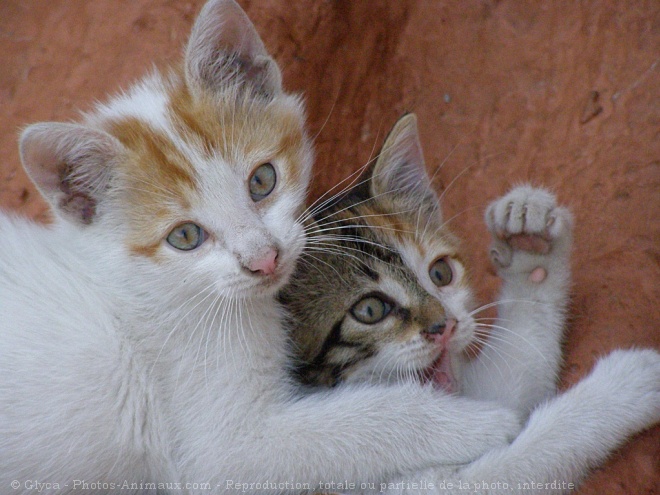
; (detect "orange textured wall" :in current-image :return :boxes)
[1,1,658,492]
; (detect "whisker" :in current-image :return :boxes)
[414,139,466,241]
[305,234,398,255]
[148,283,218,378]
[299,134,409,223]
[467,334,514,383]
[305,212,417,235]
[299,251,352,286]
[468,299,551,318]
[477,323,550,365]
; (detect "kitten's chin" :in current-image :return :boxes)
[233,258,297,298]
[252,272,289,296]
[420,351,458,394]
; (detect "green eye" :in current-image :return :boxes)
[249,163,277,202]
[429,258,453,287]
[166,222,205,251]
[350,296,392,325]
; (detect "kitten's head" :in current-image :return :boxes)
[281,114,476,390]
[19,0,312,300]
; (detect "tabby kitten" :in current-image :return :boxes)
[281,114,660,493]
[282,114,496,396]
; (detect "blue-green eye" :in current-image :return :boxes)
[166,222,205,251]
[249,163,277,201]
[429,258,453,287]
[350,296,392,325]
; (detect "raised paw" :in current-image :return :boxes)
[485,185,573,283]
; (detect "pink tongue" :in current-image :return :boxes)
[429,352,455,393]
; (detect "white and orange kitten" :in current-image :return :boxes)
[0,1,526,493]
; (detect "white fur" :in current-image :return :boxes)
[0,210,520,493]
[2,1,657,493]
[0,1,523,493]
[463,185,574,414]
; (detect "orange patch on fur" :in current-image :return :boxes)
[167,75,309,187]
[104,73,310,259]
[106,117,197,258]
[108,117,196,189]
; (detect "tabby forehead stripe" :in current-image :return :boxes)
[315,201,409,268]
[337,223,404,267]
[357,263,380,282]
[310,317,348,367]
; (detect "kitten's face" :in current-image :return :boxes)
[19,0,312,301]
[281,115,476,390]
[108,86,311,298]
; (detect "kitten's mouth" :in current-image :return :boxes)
[249,258,295,294]
[250,270,287,294]
[420,351,456,394]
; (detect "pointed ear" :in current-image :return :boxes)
[185,0,282,96]
[369,113,441,218]
[19,123,122,225]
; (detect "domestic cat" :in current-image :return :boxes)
[281,114,660,493]
[0,1,533,493]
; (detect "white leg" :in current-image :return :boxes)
[454,349,660,494]
[462,185,573,416]
[383,350,660,495]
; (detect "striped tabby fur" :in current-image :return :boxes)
[282,114,476,390]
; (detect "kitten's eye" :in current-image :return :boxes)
[429,258,453,287]
[350,296,392,325]
[249,163,277,202]
[166,222,206,251]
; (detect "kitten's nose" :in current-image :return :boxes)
[423,318,457,343]
[247,247,279,276]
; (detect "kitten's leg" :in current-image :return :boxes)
[452,349,660,494]
[462,185,573,416]
[383,350,660,495]
[190,384,522,490]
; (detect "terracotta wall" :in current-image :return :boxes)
[1,1,658,492]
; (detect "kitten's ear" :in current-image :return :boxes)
[19,123,122,225]
[370,113,441,218]
[185,0,282,96]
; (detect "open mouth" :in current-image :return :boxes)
[420,350,456,393]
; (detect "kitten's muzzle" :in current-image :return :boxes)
[422,318,456,344]
[244,246,279,276]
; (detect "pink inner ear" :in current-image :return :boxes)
[369,114,443,220]
[185,0,281,94]
[372,114,427,194]
[394,128,425,177]
[59,193,96,225]
[20,122,121,225]
[186,0,268,82]
[212,4,267,60]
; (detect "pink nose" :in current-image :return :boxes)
[423,318,457,345]
[247,248,278,276]
[443,318,457,337]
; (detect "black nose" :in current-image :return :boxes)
[426,322,446,335]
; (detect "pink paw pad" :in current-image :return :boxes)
[508,234,551,254]
[528,267,547,283]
